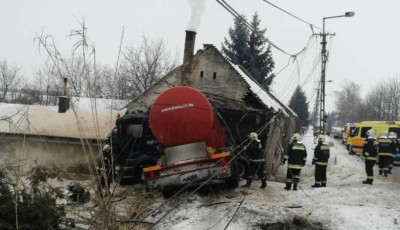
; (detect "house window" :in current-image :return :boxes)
[200,71,204,78]
[213,72,217,79]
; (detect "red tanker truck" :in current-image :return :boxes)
[142,86,239,195]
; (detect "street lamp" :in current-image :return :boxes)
[319,12,355,134]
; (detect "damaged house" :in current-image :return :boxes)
[0,96,127,172]
[126,31,296,180]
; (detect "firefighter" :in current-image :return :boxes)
[388,132,398,174]
[377,132,396,177]
[311,135,330,188]
[282,133,307,191]
[97,144,112,197]
[242,132,267,189]
[362,129,378,185]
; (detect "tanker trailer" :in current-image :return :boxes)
[142,86,239,195]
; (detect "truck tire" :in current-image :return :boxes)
[161,189,175,199]
[236,160,247,179]
[225,164,239,189]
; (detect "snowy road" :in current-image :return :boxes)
[146,129,400,230]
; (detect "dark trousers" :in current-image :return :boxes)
[365,160,375,180]
[378,155,391,173]
[315,165,327,184]
[286,168,301,184]
[97,172,111,196]
[389,156,395,171]
[247,161,266,180]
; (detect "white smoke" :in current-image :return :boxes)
[187,0,206,31]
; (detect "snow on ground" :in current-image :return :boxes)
[143,128,400,230]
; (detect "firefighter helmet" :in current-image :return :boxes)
[249,132,259,140]
[366,129,376,137]
[380,132,388,139]
[389,132,397,139]
[317,135,326,142]
[292,133,301,141]
[103,144,111,151]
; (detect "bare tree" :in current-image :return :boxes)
[120,36,178,99]
[334,80,363,125]
[0,60,22,103]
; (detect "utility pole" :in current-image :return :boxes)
[317,29,334,134]
[315,12,355,134]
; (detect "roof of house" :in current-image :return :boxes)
[201,44,296,117]
[0,97,128,140]
[229,63,297,117]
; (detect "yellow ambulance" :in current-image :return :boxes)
[347,121,400,154]
[342,122,358,145]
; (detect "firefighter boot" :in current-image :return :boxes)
[242,178,252,188]
[293,182,298,191]
[388,167,392,174]
[311,183,320,188]
[321,182,326,187]
[284,182,291,190]
[384,171,388,177]
[362,179,373,185]
[379,170,383,175]
[260,179,267,189]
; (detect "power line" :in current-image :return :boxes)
[216,0,306,57]
[259,0,322,31]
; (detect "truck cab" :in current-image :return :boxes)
[113,112,159,184]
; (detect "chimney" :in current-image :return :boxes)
[183,30,196,65]
[58,77,70,113]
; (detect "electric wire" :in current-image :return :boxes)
[277,35,314,100]
[216,0,306,58]
[259,0,322,31]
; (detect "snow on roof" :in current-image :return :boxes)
[229,63,296,117]
[0,98,127,140]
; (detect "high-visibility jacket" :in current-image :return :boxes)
[247,140,264,162]
[313,142,330,166]
[362,137,378,160]
[378,138,396,157]
[284,142,307,169]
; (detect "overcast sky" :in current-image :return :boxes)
[1,0,399,112]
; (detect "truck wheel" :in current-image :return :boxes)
[236,160,247,179]
[161,189,175,199]
[225,165,239,189]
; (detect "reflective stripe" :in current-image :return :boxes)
[249,159,266,162]
[316,162,328,166]
[294,175,300,179]
[383,168,389,170]
[379,139,392,143]
[288,164,303,169]
[378,152,394,156]
[321,146,329,150]
[390,154,396,157]
[293,146,306,150]
[284,155,289,159]
[321,181,326,183]
[303,157,307,161]
[389,164,393,167]
[286,179,292,183]
[366,157,377,161]
[364,152,370,156]
[313,157,318,160]
[367,176,374,179]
